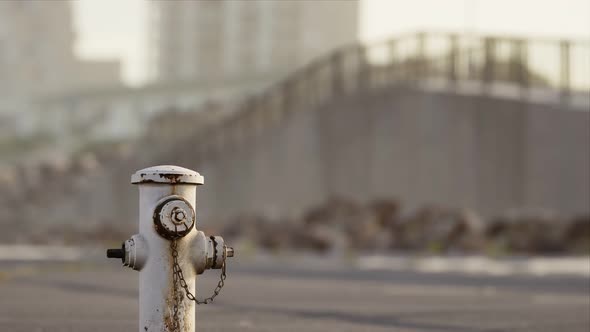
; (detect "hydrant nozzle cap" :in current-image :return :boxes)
[131,165,204,185]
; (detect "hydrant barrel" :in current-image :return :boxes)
[106,165,232,332]
[132,165,203,332]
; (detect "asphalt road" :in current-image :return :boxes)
[0,257,588,332]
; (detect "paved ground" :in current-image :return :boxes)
[0,257,588,332]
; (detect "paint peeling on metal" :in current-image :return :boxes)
[131,165,204,185]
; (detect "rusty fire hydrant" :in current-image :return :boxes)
[107,165,234,332]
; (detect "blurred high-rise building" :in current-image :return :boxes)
[0,0,121,141]
[0,0,120,100]
[148,0,359,82]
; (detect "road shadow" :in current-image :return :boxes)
[218,302,507,332]
[15,277,138,299]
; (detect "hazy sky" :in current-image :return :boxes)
[72,0,590,86]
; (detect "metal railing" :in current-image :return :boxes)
[192,32,590,159]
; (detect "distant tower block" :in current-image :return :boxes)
[148,0,359,82]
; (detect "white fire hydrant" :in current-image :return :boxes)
[107,165,234,332]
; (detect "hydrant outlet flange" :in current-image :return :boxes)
[210,236,227,269]
[153,196,195,239]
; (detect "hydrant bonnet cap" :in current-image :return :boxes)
[131,165,204,185]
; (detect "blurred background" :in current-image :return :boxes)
[0,1,589,331]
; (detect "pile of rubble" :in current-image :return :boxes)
[1,150,587,255]
[0,142,140,244]
[218,197,590,255]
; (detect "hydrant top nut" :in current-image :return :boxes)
[131,165,204,185]
[172,209,186,224]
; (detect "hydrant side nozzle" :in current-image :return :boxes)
[123,234,148,271]
[190,231,211,274]
[106,243,125,262]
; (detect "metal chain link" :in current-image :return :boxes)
[169,239,227,331]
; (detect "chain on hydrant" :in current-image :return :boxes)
[170,240,228,332]
[106,165,234,332]
[171,239,227,305]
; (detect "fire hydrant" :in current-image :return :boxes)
[107,165,234,332]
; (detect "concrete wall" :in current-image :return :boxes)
[195,86,589,220]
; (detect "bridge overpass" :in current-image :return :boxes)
[170,32,590,220]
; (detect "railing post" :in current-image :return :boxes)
[416,32,427,79]
[388,39,397,84]
[106,166,234,332]
[560,40,571,104]
[217,123,226,153]
[482,37,497,88]
[512,39,529,97]
[331,52,344,97]
[251,97,263,137]
[281,80,293,115]
[448,34,459,83]
[229,115,241,150]
[301,63,315,110]
[357,45,369,92]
